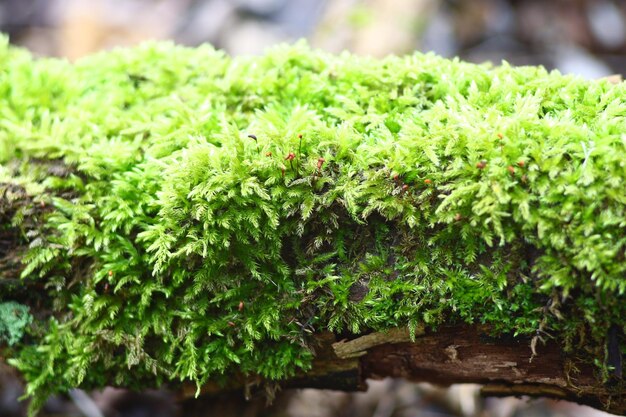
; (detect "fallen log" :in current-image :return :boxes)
[0,36,624,415]
[178,326,625,415]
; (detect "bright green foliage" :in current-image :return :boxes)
[0,35,625,412]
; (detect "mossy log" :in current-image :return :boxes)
[0,36,625,415]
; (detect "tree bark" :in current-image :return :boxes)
[182,325,626,415]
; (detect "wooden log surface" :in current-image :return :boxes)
[182,325,626,415]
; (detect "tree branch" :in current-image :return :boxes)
[183,326,626,415]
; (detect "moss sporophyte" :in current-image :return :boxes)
[0,36,625,414]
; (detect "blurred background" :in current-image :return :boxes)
[1,0,624,416]
[3,0,626,76]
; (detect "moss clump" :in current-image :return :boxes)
[0,36,625,412]
[0,302,32,346]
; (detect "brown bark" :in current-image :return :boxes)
[183,325,626,416]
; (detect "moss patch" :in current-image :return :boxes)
[0,36,625,412]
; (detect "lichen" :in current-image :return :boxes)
[0,302,32,346]
[0,36,624,414]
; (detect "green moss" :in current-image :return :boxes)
[0,302,32,346]
[0,36,625,413]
